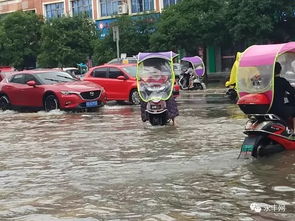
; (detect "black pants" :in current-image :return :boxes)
[270,105,295,122]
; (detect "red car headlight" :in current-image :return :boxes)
[60,91,79,95]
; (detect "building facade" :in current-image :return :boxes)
[0,0,231,75]
[0,0,180,20]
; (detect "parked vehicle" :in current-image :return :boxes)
[0,70,106,112]
[83,63,180,105]
[237,42,295,158]
[107,57,137,64]
[225,52,241,103]
[173,63,182,79]
[60,67,84,79]
[137,51,179,126]
[0,66,15,73]
[0,71,15,82]
[178,56,206,90]
[83,64,140,104]
[225,83,238,103]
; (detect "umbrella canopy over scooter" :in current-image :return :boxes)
[237,42,295,113]
[180,56,205,77]
[136,51,178,102]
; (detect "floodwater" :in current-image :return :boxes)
[0,91,294,221]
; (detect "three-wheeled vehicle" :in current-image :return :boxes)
[225,52,242,103]
[136,51,179,126]
[178,56,206,90]
[237,42,295,158]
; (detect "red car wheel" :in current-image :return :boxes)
[44,95,59,112]
[0,95,10,111]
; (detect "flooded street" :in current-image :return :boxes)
[0,91,294,221]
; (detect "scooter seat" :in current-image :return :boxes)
[248,114,287,125]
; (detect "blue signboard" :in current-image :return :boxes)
[95,18,117,39]
[95,13,160,39]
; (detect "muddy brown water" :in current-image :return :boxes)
[0,91,294,220]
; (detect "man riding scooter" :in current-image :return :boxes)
[269,62,295,134]
[236,42,295,158]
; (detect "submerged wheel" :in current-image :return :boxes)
[0,95,10,111]
[129,89,141,105]
[44,95,59,112]
[193,83,203,90]
[149,113,168,126]
[179,77,188,90]
[256,144,285,157]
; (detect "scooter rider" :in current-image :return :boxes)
[270,62,295,131]
[185,63,195,89]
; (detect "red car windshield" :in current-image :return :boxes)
[122,66,137,77]
[36,71,77,85]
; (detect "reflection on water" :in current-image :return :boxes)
[0,92,294,220]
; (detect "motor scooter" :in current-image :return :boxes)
[225,83,238,103]
[225,52,241,103]
[136,52,179,126]
[236,42,295,158]
[178,56,206,90]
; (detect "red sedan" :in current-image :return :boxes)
[0,70,107,111]
[83,64,179,104]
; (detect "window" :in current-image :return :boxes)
[100,0,119,17]
[25,74,40,85]
[163,0,181,8]
[45,2,64,19]
[92,68,107,78]
[109,68,124,79]
[72,0,93,17]
[131,0,154,13]
[10,74,25,84]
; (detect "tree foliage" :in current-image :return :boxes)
[0,11,43,69]
[150,0,295,54]
[226,0,295,47]
[0,2,294,69]
[92,15,157,65]
[38,16,98,68]
[150,0,228,54]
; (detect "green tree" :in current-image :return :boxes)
[38,16,97,68]
[0,11,43,70]
[150,0,228,55]
[226,0,295,47]
[92,15,157,65]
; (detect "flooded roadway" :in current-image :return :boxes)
[0,91,294,221]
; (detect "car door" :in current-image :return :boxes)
[20,74,44,107]
[6,74,43,107]
[86,67,109,96]
[5,74,26,106]
[107,67,130,100]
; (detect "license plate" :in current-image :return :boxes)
[241,144,254,152]
[86,101,98,107]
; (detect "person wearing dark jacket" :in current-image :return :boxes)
[270,62,295,130]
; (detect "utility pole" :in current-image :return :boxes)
[112,26,120,61]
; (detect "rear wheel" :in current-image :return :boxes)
[179,77,188,90]
[226,88,238,103]
[0,95,10,111]
[256,144,285,157]
[149,113,168,126]
[44,95,59,112]
[129,89,141,105]
[193,83,204,90]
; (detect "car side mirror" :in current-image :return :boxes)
[27,80,36,87]
[117,76,126,80]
